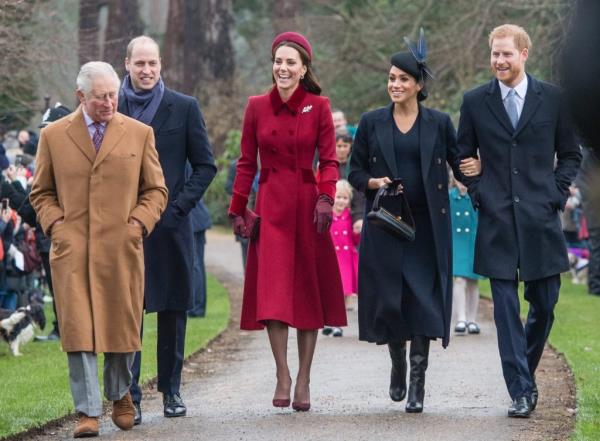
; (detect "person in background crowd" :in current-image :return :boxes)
[576,148,600,295]
[560,185,584,248]
[188,198,211,317]
[456,24,581,418]
[120,36,216,424]
[323,179,359,338]
[225,157,259,271]
[30,61,167,438]
[34,103,72,341]
[332,109,356,137]
[449,177,484,335]
[349,30,469,413]
[336,133,365,236]
[228,31,346,412]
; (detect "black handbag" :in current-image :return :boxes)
[367,179,416,241]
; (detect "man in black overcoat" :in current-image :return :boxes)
[119,36,216,423]
[456,24,581,418]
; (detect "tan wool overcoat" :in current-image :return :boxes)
[30,107,168,353]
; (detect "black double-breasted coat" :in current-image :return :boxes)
[349,105,459,348]
[456,76,581,281]
[119,88,216,312]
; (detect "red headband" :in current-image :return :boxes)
[271,31,313,61]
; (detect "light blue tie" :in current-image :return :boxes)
[504,89,519,129]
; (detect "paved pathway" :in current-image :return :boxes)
[29,230,573,441]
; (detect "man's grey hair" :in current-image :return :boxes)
[76,61,120,95]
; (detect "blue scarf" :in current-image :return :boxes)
[120,75,165,125]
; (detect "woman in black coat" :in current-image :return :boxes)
[349,37,476,413]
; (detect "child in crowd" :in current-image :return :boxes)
[323,180,359,337]
[450,178,484,334]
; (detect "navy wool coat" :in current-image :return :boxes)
[456,76,581,281]
[119,88,216,312]
[349,105,459,348]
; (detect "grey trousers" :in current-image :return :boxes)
[67,352,134,417]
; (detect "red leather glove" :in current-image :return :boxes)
[231,215,247,237]
[313,194,334,234]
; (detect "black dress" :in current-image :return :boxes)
[356,112,445,344]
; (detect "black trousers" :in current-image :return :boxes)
[130,310,187,404]
[490,274,560,400]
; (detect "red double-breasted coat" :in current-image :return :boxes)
[230,86,347,330]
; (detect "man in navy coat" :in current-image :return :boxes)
[119,36,216,423]
[456,24,581,418]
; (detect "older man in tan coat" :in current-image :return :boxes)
[30,61,167,438]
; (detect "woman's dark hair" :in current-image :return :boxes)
[336,133,353,144]
[272,41,322,96]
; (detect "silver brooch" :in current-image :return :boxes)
[301,105,313,114]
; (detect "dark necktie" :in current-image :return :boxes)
[92,122,104,152]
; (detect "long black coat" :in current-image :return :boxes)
[349,105,459,348]
[456,76,581,281]
[119,88,216,312]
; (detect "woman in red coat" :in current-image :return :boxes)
[229,32,347,411]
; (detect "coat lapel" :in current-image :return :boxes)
[92,113,126,170]
[150,88,173,133]
[374,104,399,178]
[419,106,436,178]
[65,107,96,164]
[484,80,514,135]
[513,75,542,138]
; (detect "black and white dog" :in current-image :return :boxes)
[0,303,46,356]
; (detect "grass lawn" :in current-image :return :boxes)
[0,274,230,439]
[479,277,600,440]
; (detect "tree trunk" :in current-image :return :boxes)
[271,0,300,34]
[163,0,236,155]
[78,0,103,65]
[162,0,185,92]
[104,0,143,77]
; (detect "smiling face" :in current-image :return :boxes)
[387,66,422,105]
[336,139,352,163]
[273,45,307,96]
[490,36,528,88]
[125,41,162,91]
[334,190,351,213]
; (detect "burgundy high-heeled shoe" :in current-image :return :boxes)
[291,401,310,411]
[272,398,291,408]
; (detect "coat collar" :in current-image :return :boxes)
[269,85,307,115]
[118,87,173,132]
[65,107,126,168]
[374,103,437,178]
[485,74,542,137]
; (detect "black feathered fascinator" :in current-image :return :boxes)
[390,28,434,101]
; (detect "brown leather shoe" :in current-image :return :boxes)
[73,414,99,438]
[112,391,135,430]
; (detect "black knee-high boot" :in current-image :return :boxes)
[388,341,407,402]
[405,336,430,413]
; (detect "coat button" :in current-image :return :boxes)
[512,141,517,147]
[514,196,520,203]
[464,211,470,216]
[271,148,277,153]
[465,227,470,232]
[372,156,377,163]
[289,130,294,135]
[437,184,443,190]
[441,208,447,214]
[436,157,442,165]
[456,211,461,216]
[456,228,462,233]
[272,166,278,172]
[272,130,277,135]
[513,168,519,175]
